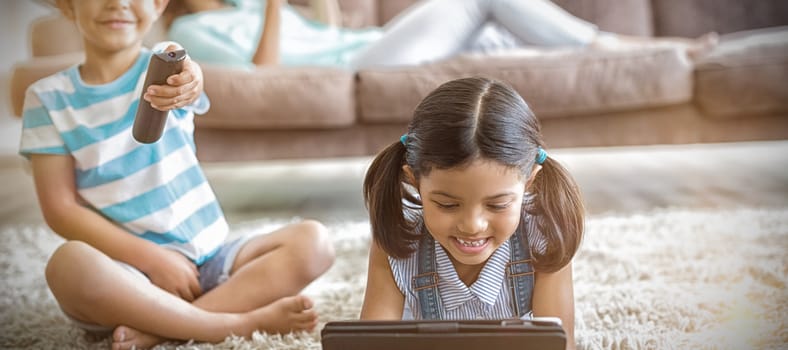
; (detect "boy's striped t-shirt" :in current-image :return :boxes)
[19,49,228,264]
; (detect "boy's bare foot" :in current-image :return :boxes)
[112,326,164,350]
[685,32,719,61]
[247,295,319,334]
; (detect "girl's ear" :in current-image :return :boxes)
[56,0,75,20]
[525,164,542,191]
[402,165,418,188]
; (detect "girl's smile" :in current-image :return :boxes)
[452,236,490,253]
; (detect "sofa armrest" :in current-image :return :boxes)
[694,27,788,119]
[10,52,84,117]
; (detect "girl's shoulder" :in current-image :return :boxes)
[386,239,425,294]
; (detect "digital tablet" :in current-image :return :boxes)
[320,318,566,350]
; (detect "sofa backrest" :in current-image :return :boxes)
[290,0,379,27]
[651,0,788,37]
[377,0,654,36]
[377,0,788,38]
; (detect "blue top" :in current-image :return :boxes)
[168,0,383,69]
[19,49,229,264]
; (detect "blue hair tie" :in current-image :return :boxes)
[400,134,408,146]
[536,147,548,165]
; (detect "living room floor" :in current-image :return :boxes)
[1,140,786,228]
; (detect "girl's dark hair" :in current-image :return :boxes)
[363,77,584,272]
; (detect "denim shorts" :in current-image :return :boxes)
[65,233,258,334]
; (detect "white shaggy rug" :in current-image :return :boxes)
[1,207,786,350]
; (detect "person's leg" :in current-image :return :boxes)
[489,0,598,46]
[195,219,335,311]
[112,220,335,349]
[45,241,317,347]
[350,0,600,69]
[350,0,489,68]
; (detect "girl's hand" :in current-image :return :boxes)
[143,246,203,302]
[144,46,204,111]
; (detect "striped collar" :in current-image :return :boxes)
[434,239,510,310]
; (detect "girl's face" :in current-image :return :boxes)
[414,158,527,268]
[58,0,166,54]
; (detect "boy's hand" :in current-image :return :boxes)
[144,45,204,111]
[145,246,203,302]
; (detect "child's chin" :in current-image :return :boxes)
[451,251,493,266]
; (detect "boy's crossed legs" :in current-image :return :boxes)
[45,220,335,350]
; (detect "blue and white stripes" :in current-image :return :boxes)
[19,49,226,264]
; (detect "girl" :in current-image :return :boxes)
[164,0,716,69]
[360,77,584,349]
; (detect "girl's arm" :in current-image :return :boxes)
[359,241,405,319]
[252,0,283,66]
[30,154,203,301]
[532,262,576,350]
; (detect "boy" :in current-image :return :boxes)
[20,1,335,349]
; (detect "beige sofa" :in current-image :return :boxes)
[10,0,788,162]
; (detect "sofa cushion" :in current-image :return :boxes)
[198,65,356,129]
[11,56,357,130]
[357,46,692,124]
[694,27,788,119]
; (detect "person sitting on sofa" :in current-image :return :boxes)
[164,0,718,70]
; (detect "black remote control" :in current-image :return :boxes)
[132,49,187,144]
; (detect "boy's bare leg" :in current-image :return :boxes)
[45,240,319,347]
[198,220,335,311]
[111,220,335,349]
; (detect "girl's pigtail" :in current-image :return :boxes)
[529,156,584,272]
[363,141,420,258]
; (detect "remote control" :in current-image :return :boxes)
[132,49,187,143]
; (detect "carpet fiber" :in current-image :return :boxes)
[1,207,786,349]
